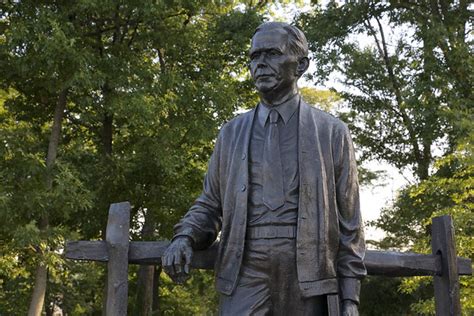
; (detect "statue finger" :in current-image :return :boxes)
[173,255,183,274]
[163,254,176,276]
[163,264,173,278]
[184,250,193,274]
[161,251,170,268]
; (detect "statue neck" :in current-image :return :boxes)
[259,85,298,107]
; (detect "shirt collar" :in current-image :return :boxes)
[258,94,300,127]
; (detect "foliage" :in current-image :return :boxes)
[299,87,341,112]
[0,0,472,314]
[359,276,425,316]
[298,1,473,314]
[0,1,263,314]
[298,0,472,181]
[375,138,474,314]
[159,271,219,315]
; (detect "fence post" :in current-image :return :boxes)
[431,215,461,316]
[106,202,131,316]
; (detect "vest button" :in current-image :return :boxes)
[240,184,246,192]
[242,153,247,160]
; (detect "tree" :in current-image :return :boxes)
[1,1,264,314]
[298,0,473,313]
[298,1,472,181]
[0,2,94,313]
[375,136,474,314]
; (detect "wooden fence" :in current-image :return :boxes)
[65,202,472,315]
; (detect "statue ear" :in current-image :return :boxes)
[296,57,309,77]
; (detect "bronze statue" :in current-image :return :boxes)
[162,22,366,316]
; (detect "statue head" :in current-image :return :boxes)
[249,22,309,101]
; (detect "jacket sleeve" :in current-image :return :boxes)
[172,129,224,250]
[334,123,366,303]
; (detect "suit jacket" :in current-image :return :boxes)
[174,100,366,302]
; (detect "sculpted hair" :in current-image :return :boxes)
[253,22,309,59]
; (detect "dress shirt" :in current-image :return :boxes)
[247,94,300,227]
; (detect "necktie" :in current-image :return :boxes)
[263,109,285,210]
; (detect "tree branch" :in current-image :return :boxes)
[367,15,425,178]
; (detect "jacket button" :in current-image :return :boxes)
[242,153,247,160]
[240,185,246,192]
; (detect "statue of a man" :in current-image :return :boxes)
[163,22,366,315]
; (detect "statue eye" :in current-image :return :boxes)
[250,52,262,60]
[268,50,280,56]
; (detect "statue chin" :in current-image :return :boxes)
[254,81,277,94]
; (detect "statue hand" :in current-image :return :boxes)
[342,300,359,316]
[162,236,193,284]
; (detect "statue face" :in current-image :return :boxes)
[249,28,299,94]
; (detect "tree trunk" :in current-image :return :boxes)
[28,89,68,316]
[100,83,114,316]
[28,264,48,316]
[136,266,155,315]
[102,112,113,156]
[101,83,113,156]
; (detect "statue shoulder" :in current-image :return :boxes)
[219,107,256,135]
[300,100,348,132]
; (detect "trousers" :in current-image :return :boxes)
[219,237,328,316]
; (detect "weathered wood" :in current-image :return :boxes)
[431,215,461,316]
[128,241,218,268]
[65,240,217,268]
[364,250,440,276]
[65,242,472,277]
[65,211,473,315]
[128,241,169,264]
[66,241,108,261]
[105,202,131,316]
[457,258,473,276]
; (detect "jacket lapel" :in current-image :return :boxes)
[297,101,327,282]
[298,101,320,215]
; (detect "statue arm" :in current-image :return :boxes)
[173,130,224,250]
[163,131,224,284]
[334,123,366,304]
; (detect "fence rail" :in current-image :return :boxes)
[65,240,472,277]
[65,202,473,316]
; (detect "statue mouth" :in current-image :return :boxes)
[256,74,274,80]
